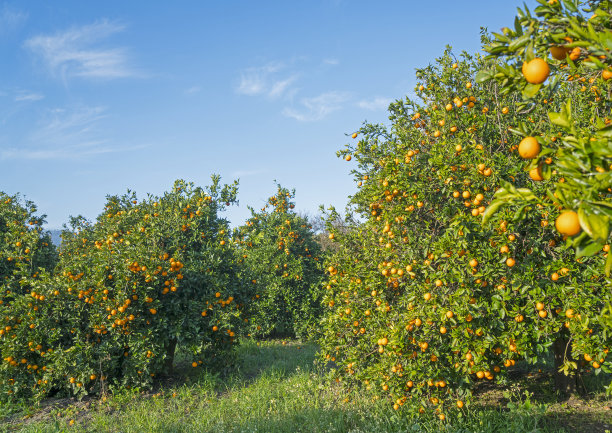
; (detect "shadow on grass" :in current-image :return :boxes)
[166,339,320,395]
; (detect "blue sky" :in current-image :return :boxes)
[1,0,538,230]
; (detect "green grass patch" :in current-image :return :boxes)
[0,339,610,433]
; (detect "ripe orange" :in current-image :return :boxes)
[345,155,352,161]
[550,46,568,60]
[603,69,612,80]
[518,136,540,159]
[506,258,516,267]
[555,211,581,236]
[529,164,544,181]
[569,47,581,61]
[351,132,358,139]
[522,58,550,84]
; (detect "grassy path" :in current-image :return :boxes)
[0,340,610,432]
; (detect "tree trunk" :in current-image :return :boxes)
[552,331,579,396]
[164,338,177,374]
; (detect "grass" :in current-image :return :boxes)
[0,340,610,433]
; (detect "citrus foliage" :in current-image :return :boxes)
[235,185,325,339]
[478,0,612,274]
[318,48,610,421]
[0,178,246,402]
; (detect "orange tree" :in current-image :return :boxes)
[0,178,247,402]
[0,192,57,282]
[318,47,610,422]
[0,193,58,400]
[234,185,325,339]
[477,0,612,278]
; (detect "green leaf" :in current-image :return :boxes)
[598,124,612,138]
[605,251,612,277]
[548,111,570,128]
[475,69,494,84]
[578,207,610,242]
[482,199,508,225]
[509,34,531,51]
[575,238,605,258]
[522,83,542,98]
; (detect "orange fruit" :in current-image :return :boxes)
[569,47,581,61]
[518,136,540,159]
[345,155,352,161]
[602,69,612,80]
[522,58,550,84]
[506,258,516,267]
[555,211,581,236]
[550,46,568,60]
[529,164,544,181]
[351,132,358,139]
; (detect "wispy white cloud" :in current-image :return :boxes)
[184,86,201,95]
[323,58,339,66]
[24,19,136,80]
[0,5,27,33]
[0,105,148,160]
[15,92,44,102]
[357,97,392,111]
[236,61,297,99]
[268,76,298,98]
[283,91,349,122]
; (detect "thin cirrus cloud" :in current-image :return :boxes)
[24,19,137,80]
[1,105,147,160]
[184,86,202,95]
[235,61,297,99]
[357,97,393,111]
[0,5,27,34]
[14,92,44,102]
[282,91,349,122]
